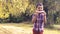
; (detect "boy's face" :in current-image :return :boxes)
[37,6,43,11]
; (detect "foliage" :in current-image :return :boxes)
[0,0,60,23]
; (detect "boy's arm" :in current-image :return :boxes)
[44,12,47,23]
[32,13,37,23]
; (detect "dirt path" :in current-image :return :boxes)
[0,23,60,34]
[0,25,32,34]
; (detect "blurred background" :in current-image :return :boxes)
[0,0,60,34]
[0,0,60,23]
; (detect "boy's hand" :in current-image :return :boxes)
[35,10,45,14]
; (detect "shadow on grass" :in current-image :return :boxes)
[44,25,60,31]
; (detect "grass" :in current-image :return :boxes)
[0,22,60,34]
[44,29,60,34]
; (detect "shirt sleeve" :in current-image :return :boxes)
[44,12,46,16]
[32,13,37,18]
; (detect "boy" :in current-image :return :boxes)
[32,3,47,34]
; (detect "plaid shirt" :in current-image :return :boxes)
[32,11,45,32]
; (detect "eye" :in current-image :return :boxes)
[41,8,42,9]
[38,7,40,9]
[38,7,42,9]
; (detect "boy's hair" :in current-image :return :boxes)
[36,3,43,8]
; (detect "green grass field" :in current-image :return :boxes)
[0,22,60,34]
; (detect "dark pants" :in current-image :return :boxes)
[33,29,43,34]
